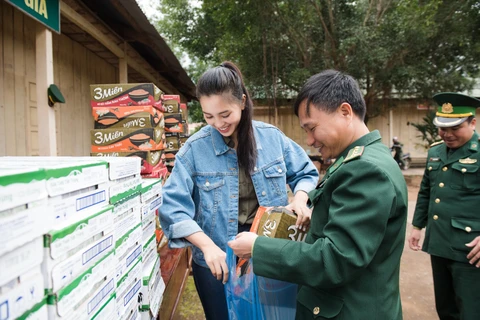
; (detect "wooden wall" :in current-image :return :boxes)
[0,1,117,156]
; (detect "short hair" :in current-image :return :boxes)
[293,70,366,121]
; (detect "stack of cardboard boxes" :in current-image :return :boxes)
[0,157,165,320]
[89,83,168,179]
[163,96,189,172]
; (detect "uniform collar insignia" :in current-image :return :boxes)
[429,157,440,162]
[459,158,477,164]
[470,142,478,150]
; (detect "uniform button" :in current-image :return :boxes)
[313,307,320,315]
[465,226,472,233]
[442,167,448,171]
[261,191,266,196]
[433,215,439,220]
[435,198,440,204]
[254,166,258,171]
[428,166,433,171]
[205,182,210,187]
[439,182,444,188]
[461,168,467,173]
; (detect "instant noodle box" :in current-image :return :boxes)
[90,83,164,108]
[94,111,164,130]
[252,206,309,242]
[92,105,161,122]
[91,127,165,152]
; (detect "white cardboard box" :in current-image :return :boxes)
[0,167,47,212]
[140,178,162,204]
[115,223,142,281]
[0,237,43,286]
[139,256,164,316]
[43,206,114,292]
[91,293,116,320]
[0,198,50,256]
[15,296,48,320]
[0,267,44,320]
[98,156,141,181]
[116,258,142,318]
[0,157,109,197]
[109,175,142,205]
[48,250,116,319]
[113,195,142,242]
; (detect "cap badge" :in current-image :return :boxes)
[442,103,453,113]
[459,158,477,164]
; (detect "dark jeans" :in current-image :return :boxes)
[431,255,480,320]
[192,223,252,320]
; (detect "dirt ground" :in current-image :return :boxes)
[176,171,438,320]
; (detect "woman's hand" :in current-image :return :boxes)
[186,232,229,283]
[285,190,312,231]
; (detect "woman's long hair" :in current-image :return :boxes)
[196,61,257,174]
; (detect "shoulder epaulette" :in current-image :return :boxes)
[343,146,364,163]
[430,140,444,148]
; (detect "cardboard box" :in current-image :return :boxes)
[113,195,142,242]
[0,267,44,319]
[91,127,165,153]
[142,234,158,270]
[0,167,47,212]
[109,174,143,204]
[139,256,164,315]
[116,258,142,319]
[0,157,109,197]
[47,251,116,319]
[16,296,49,320]
[92,105,161,122]
[94,111,164,130]
[49,183,109,228]
[115,223,142,281]
[90,83,163,108]
[161,94,180,103]
[100,156,142,180]
[0,198,50,256]
[43,206,114,292]
[0,237,43,286]
[140,178,162,204]
[253,206,309,242]
[165,132,180,152]
[91,293,116,320]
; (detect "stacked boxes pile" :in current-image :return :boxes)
[0,156,165,320]
[89,83,169,179]
[163,96,189,172]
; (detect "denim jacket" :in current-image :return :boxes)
[159,120,319,267]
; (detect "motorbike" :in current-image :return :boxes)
[393,152,411,170]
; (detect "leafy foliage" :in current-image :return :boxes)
[155,0,480,121]
[410,111,441,150]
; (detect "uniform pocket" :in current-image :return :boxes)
[450,217,480,253]
[297,286,344,319]
[450,163,479,191]
[426,162,441,187]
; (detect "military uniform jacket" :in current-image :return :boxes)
[412,132,480,263]
[252,131,408,319]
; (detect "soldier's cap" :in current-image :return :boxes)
[433,92,480,128]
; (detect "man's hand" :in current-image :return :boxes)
[408,228,422,251]
[466,236,480,267]
[285,190,312,231]
[228,232,258,259]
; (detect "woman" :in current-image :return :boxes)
[159,61,318,319]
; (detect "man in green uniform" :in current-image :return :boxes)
[408,92,480,320]
[229,70,408,319]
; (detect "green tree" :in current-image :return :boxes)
[155,0,480,121]
[410,110,441,150]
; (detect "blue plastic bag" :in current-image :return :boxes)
[225,242,297,320]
